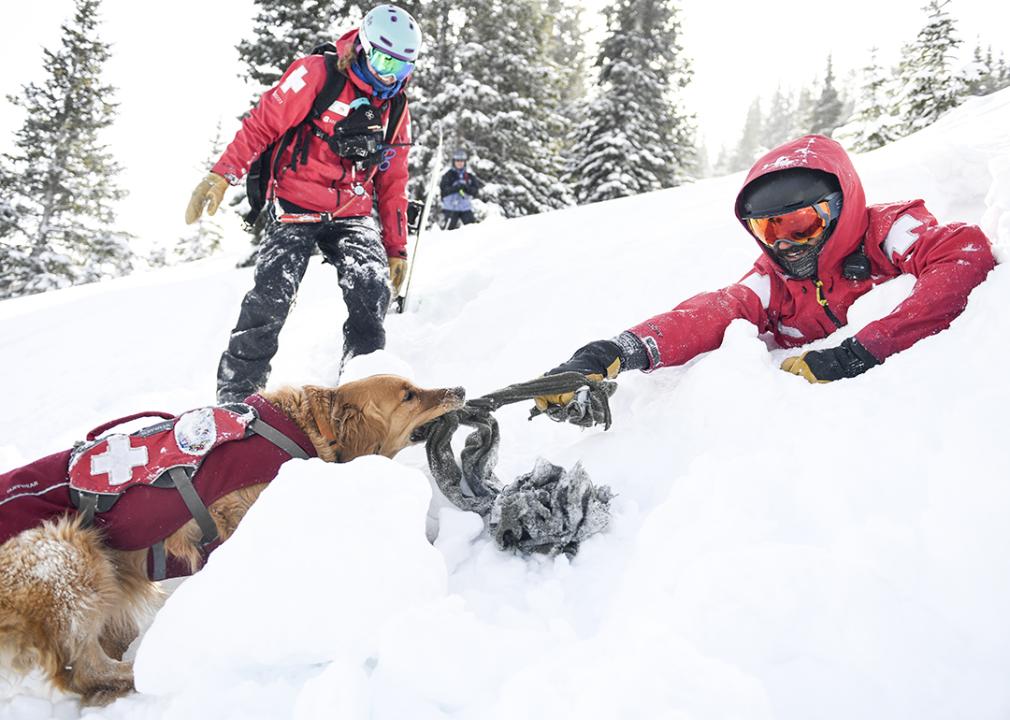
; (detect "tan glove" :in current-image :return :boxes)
[185,173,230,225]
[780,354,825,384]
[534,340,622,411]
[388,257,408,295]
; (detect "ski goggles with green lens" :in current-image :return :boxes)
[367,47,414,82]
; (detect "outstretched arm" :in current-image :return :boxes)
[784,212,996,383]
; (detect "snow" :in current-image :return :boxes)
[2,88,1010,719]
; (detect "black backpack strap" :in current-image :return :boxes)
[384,93,408,146]
[310,53,349,120]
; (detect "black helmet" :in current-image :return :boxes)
[737,168,843,279]
[737,168,840,218]
[451,148,468,162]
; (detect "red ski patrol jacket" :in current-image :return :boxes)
[213,29,412,258]
[628,134,996,368]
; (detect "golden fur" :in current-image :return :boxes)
[0,375,463,705]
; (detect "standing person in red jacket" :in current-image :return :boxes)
[535,134,996,423]
[184,5,421,403]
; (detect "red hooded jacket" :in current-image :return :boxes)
[628,135,996,368]
[0,395,316,579]
[212,30,412,258]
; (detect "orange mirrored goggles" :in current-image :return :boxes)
[745,192,842,248]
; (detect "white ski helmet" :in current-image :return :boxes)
[359,5,423,64]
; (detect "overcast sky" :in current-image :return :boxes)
[1,0,1008,251]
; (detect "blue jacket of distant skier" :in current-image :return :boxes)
[440,167,482,212]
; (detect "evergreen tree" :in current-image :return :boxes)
[449,0,573,216]
[236,0,367,91]
[997,52,1010,90]
[405,0,462,209]
[730,98,764,172]
[712,145,734,177]
[898,0,964,134]
[567,0,695,204]
[761,86,795,149]
[809,55,846,136]
[545,0,589,110]
[175,123,227,263]
[0,0,131,300]
[961,40,996,96]
[835,47,901,152]
[791,85,815,138]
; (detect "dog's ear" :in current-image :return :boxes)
[303,385,339,444]
[331,397,392,461]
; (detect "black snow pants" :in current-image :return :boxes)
[442,210,477,231]
[216,213,391,403]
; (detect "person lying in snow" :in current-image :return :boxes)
[184,4,421,403]
[535,134,996,421]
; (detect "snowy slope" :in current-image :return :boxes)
[2,89,1010,720]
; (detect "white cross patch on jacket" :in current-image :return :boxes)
[90,435,149,486]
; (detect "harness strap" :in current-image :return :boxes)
[150,541,167,581]
[249,418,311,460]
[167,466,219,547]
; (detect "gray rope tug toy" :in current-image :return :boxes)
[419,372,617,557]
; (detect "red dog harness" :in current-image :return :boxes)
[0,395,316,580]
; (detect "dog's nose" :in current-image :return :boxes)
[445,387,466,402]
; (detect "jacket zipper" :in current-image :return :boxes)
[397,208,404,237]
[813,277,843,328]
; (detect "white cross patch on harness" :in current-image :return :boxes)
[280,66,309,94]
[90,435,149,486]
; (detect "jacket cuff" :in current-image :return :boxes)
[612,331,650,372]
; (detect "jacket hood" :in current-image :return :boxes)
[735,134,868,276]
[335,29,374,96]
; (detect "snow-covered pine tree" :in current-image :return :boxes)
[898,0,965,135]
[175,123,227,264]
[791,85,815,138]
[961,41,995,96]
[997,52,1010,91]
[545,0,588,110]
[729,98,764,172]
[0,0,131,300]
[236,0,367,90]
[761,86,795,150]
[443,0,572,216]
[834,47,902,152]
[567,0,695,204]
[808,55,846,137]
[404,0,460,209]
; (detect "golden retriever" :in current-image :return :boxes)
[0,375,463,705]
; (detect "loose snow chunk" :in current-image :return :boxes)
[134,456,448,696]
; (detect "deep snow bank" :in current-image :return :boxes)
[1,89,1009,720]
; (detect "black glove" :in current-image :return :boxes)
[781,337,880,383]
[533,339,623,422]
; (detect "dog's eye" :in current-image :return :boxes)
[403,390,415,402]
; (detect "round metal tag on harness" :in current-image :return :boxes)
[352,184,366,196]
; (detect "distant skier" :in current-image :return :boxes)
[183,5,421,403]
[534,134,996,421]
[440,149,482,230]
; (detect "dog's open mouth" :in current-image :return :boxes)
[410,388,466,443]
[410,420,438,443]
